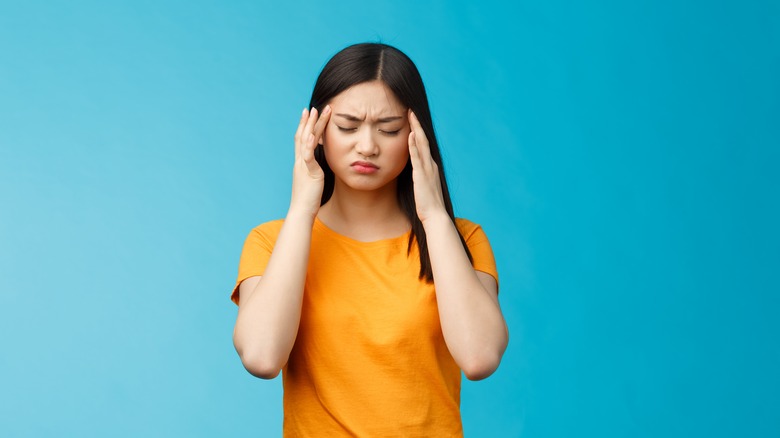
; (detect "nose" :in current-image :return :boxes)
[354,128,379,157]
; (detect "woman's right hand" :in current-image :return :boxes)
[290,105,331,220]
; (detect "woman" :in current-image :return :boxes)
[231,43,508,436]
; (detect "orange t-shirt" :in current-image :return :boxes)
[232,217,498,437]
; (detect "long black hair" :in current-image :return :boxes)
[309,43,472,283]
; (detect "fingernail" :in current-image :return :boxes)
[324,105,331,112]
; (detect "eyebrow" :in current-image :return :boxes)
[335,113,403,123]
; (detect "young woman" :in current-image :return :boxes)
[231,43,508,436]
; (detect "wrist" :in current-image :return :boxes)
[420,210,452,229]
[285,208,318,226]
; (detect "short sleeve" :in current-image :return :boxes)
[231,220,284,305]
[455,218,499,289]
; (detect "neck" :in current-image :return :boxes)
[318,180,410,240]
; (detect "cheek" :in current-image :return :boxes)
[385,138,410,168]
[388,136,410,156]
[321,125,333,146]
[320,129,338,154]
[321,129,352,166]
[322,126,351,147]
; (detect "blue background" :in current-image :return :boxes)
[1,0,778,436]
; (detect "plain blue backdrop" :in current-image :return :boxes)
[1,0,778,436]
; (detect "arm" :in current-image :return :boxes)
[423,214,508,380]
[408,110,508,380]
[232,106,331,379]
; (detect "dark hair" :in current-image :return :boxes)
[309,43,472,283]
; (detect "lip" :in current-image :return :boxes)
[351,161,379,174]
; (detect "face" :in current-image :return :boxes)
[320,80,410,194]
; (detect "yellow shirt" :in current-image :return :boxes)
[232,217,498,437]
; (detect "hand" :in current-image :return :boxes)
[290,106,331,220]
[408,110,447,223]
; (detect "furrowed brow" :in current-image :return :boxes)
[335,113,403,123]
[335,113,363,122]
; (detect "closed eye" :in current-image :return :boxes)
[381,129,401,136]
[337,126,357,132]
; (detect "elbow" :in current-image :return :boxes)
[237,349,283,379]
[233,334,285,379]
[461,354,502,381]
[461,333,508,381]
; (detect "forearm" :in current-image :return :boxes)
[424,213,508,380]
[233,212,314,378]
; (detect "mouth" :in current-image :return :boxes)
[351,161,379,174]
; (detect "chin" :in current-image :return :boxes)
[336,175,396,193]
[346,181,392,192]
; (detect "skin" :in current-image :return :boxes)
[232,80,508,380]
[317,81,413,239]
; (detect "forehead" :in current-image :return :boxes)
[329,80,405,115]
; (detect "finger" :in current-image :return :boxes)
[409,111,432,164]
[408,131,422,170]
[302,133,315,162]
[312,105,332,144]
[302,108,319,162]
[302,133,322,175]
[298,107,318,161]
[294,108,309,157]
[304,107,319,139]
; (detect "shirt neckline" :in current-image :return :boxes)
[313,216,412,248]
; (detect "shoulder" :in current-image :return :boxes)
[454,217,489,242]
[454,217,499,284]
[241,219,285,250]
[249,218,285,239]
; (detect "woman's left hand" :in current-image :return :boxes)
[408,110,448,223]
